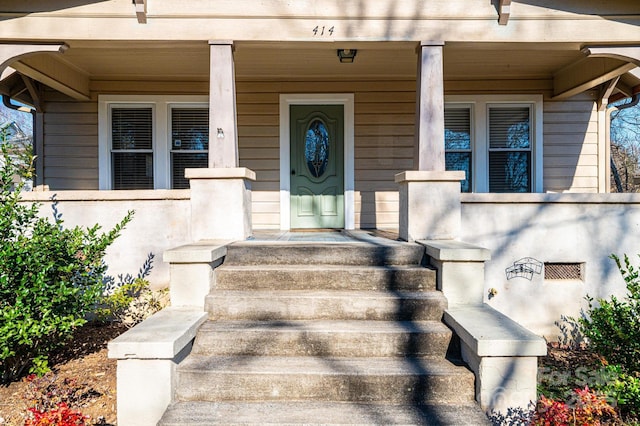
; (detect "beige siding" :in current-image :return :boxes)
[41,78,603,228]
[543,93,600,193]
[42,89,99,190]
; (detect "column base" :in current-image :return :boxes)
[395,170,464,241]
[187,167,256,241]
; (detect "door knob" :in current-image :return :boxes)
[291,169,296,175]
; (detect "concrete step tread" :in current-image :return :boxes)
[196,319,451,334]
[179,355,471,377]
[223,242,426,266]
[159,401,491,425]
[217,264,434,271]
[209,289,445,299]
[206,290,446,321]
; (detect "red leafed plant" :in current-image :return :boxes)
[24,402,88,426]
[532,386,618,426]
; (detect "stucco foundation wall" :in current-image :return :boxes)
[460,193,640,339]
[19,190,192,290]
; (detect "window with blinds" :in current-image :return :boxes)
[488,106,531,193]
[444,107,472,192]
[170,107,209,189]
[111,107,153,189]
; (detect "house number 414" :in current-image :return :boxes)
[313,26,334,36]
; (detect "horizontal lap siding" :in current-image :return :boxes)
[355,84,415,229]
[543,94,600,193]
[42,90,99,190]
[236,92,280,229]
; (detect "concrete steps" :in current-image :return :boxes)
[159,401,493,426]
[160,238,488,425]
[176,356,475,404]
[206,290,447,321]
[190,320,453,357]
[222,241,426,266]
[214,265,436,291]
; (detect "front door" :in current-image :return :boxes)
[290,104,344,229]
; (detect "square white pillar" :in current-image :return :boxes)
[415,41,445,171]
[395,170,464,241]
[187,167,255,241]
[209,41,239,168]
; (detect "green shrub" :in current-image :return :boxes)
[593,364,640,419]
[0,146,132,382]
[579,254,640,374]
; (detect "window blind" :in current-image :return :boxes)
[170,108,208,189]
[488,106,531,192]
[111,107,153,189]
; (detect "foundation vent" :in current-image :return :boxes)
[544,262,584,280]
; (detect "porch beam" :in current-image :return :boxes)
[0,43,67,74]
[11,54,90,101]
[583,46,640,67]
[415,41,445,171]
[21,75,43,111]
[209,41,239,168]
[552,57,636,100]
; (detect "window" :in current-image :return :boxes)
[445,95,543,193]
[110,107,154,189]
[99,95,209,190]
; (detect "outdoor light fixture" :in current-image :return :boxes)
[337,49,357,63]
[216,128,224,139]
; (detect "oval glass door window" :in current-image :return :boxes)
[305,119,330,178]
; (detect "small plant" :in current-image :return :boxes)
[97,253,166,327]
[532,386,618,426]
[595,365,640,419]
[25,402,88,426]
[21,373,100,413]
[487,402,535,426]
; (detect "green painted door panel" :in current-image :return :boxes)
[290,104,344,229]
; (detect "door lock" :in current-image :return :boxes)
[291,169,296,175]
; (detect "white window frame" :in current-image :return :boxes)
[445,94,543,193]
[98,95,208,190]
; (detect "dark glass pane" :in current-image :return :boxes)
[172,152,208,189]
[305,119,330,178]
[445,152,471,193]
[445,108,471,150]
[489,151,531,192]
[111,108,152,150]
[489,107,530,149]
[112,152,153,189]
[171,108,209,151]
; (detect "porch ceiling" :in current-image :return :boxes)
[1,40,638,102]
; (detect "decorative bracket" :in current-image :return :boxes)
[133,0,147,24]
[498,0,511,25]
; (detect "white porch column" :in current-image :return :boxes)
[209,41,239,168]
[415,41,445,171]
[398,41,463,242]
[186,41,254,241]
